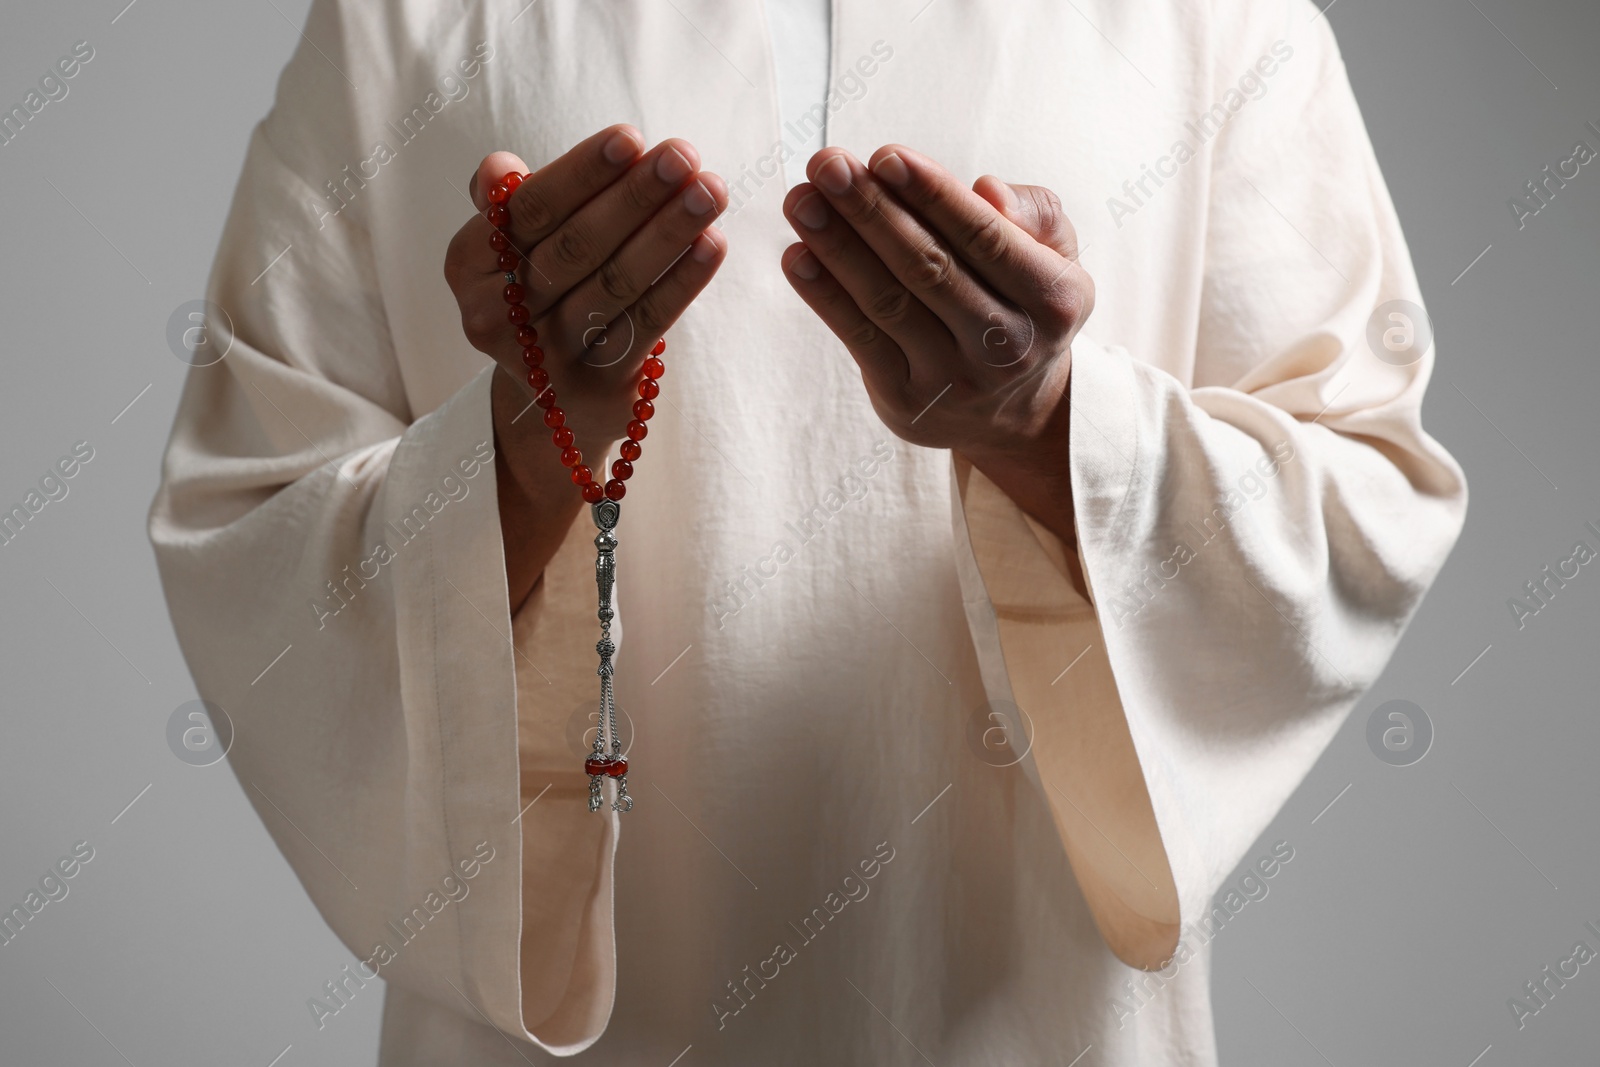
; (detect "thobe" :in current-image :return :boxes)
[148,0,1467,1062]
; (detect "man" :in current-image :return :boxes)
[150,0,1465,1062]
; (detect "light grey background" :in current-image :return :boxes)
[0,1,1596,1065]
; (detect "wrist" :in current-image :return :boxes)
[956,355,1077,548]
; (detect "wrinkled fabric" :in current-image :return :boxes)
[148,1,1465,1063]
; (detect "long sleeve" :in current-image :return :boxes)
[147,0,615,1052]
[952,7,1467,968]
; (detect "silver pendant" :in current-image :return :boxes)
[586,499,632,812]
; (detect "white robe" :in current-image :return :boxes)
[148,0,1466,1063]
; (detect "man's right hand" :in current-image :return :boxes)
[443,125,727,609]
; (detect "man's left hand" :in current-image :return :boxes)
[781,145,1093,545]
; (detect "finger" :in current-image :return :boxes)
[806,149,1001,342]
[867,145,1072,309]
[782,180,953,362]
[520,139,703,318]
[781,243,909,399]
[590,229,728,372]
[498,124,645,252]
[472,151,529,213]
[972,175,1080,261]
[544,171,729,356]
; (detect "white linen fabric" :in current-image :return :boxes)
[148,1,1466,1063]
[763,0,831,188]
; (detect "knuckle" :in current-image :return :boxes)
[545,224,595,274]
[443,229,472,290]
[618,174,659,217]
[866,282,915,324]
[596,256,637,306]
[461,307,495,352]
[904,240,953,293]
[1044,271,1091,330]
[630,295,671,343]
[510,188,555,237]
[1032,187,1063,236]
[962,213,1010,265]
[846,318,883,351]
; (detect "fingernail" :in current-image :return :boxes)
[794,193,828,230]
[790,249,821,280]
[656,146,693,184]
[604,130,640,164]
[873,152,909,188]
[691,233,720,263]
[815,155,852,195]
[683,179,716,216]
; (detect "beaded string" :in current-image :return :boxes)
[487,170,665,811]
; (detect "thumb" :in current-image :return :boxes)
[470,151,531,212]
[973,175,1078,260]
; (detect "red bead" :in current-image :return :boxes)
[619,439,641,461]
[581,481,605,504]
[535,387,558,409]
[626,419,648,441]
[572,465,593,485]
[560,447,582,468]
[604,479,626,500]
[490,231,511,252]
[498,250,519,271]
[504,283,526,305]
[521,346,544,368]
[638,378,659,400]
[543,406,566,429]
[526,367,549,391]
[551,426,574,448]
[651,339,666,356]
[488,183,511,205]
[641,356,664,379]
[508,304,530,325]
[582,754,628,777]
[487,205,510,228]
[504,172,524,191]
[633,399,655,421]
[516,325,539,347]
[611,459,633,481]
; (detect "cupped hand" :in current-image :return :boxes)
[444,124,728,607]
[779,144,1093,544]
